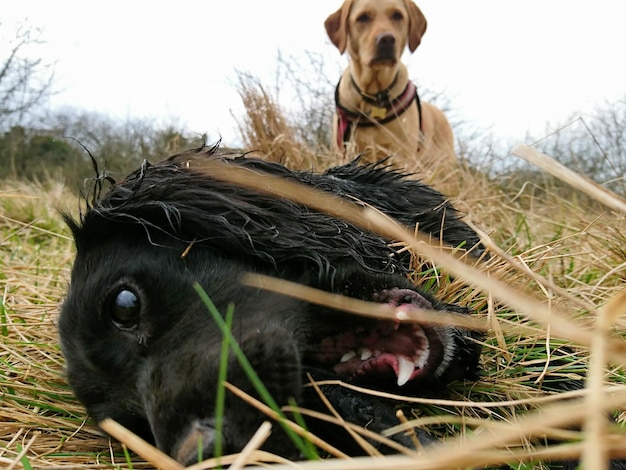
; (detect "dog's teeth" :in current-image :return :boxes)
[413,328,429,345]
[396,355,415,387]
[340,350,356,363]
[414,353,428,370]
[360,348,373,360]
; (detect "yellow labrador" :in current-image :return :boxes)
[325,0,456,172]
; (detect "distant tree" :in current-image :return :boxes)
[0,108,206,189]
[233,51,338,168]
[0,125,85,183]
[273,50,338,152]
[532,96,626,195]
[44,109,204,175]
[0,22,55,132]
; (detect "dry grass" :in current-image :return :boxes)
[234,73,327,169]
[1,85,626,469]
[0,181,149,468]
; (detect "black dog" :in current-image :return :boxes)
[59,147,484,464]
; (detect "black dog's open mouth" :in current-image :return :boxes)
[312,320,442,386]
[304,287,446,387]
[309,287,446,387]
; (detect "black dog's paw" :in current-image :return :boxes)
[302,384,437,455]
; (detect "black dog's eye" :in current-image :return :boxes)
[109,288,141,329]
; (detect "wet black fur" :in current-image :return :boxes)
[59,147,486,462]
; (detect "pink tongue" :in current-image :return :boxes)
[332,352,419,386]
[364,352,397,373]
[362,353,417,384]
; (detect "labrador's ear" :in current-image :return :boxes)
[405,0,427,52]
[325,0,353,54]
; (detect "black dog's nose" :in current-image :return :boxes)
[376,32,396,48]
[173,419,224,466]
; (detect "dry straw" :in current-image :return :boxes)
[1,91,626,468]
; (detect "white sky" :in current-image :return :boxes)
[4,0,626,147]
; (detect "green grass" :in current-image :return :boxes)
[212,303,234,464]
[194,283,318,461]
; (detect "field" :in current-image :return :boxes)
[1,99,626,469]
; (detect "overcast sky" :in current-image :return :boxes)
[4,0,626,147]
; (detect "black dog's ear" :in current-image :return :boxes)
[62,213,85,252]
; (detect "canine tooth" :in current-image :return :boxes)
[373,349,381,357]
[396,356,415,387]
[360,348,373,360]
[340,350,356,362]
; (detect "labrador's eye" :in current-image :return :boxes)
[356,13,371,23]
[391,11,404,21]
[109,288,141,329]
